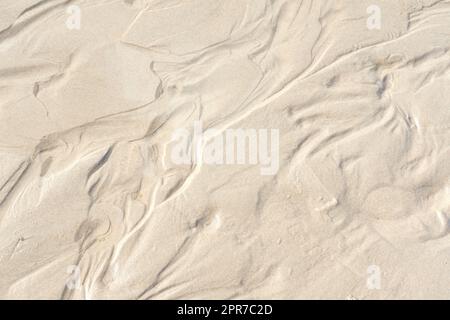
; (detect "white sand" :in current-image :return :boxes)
[0,0,449,299]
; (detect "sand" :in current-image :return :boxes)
[0,0,449,299]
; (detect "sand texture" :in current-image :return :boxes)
[0,0,449,299]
